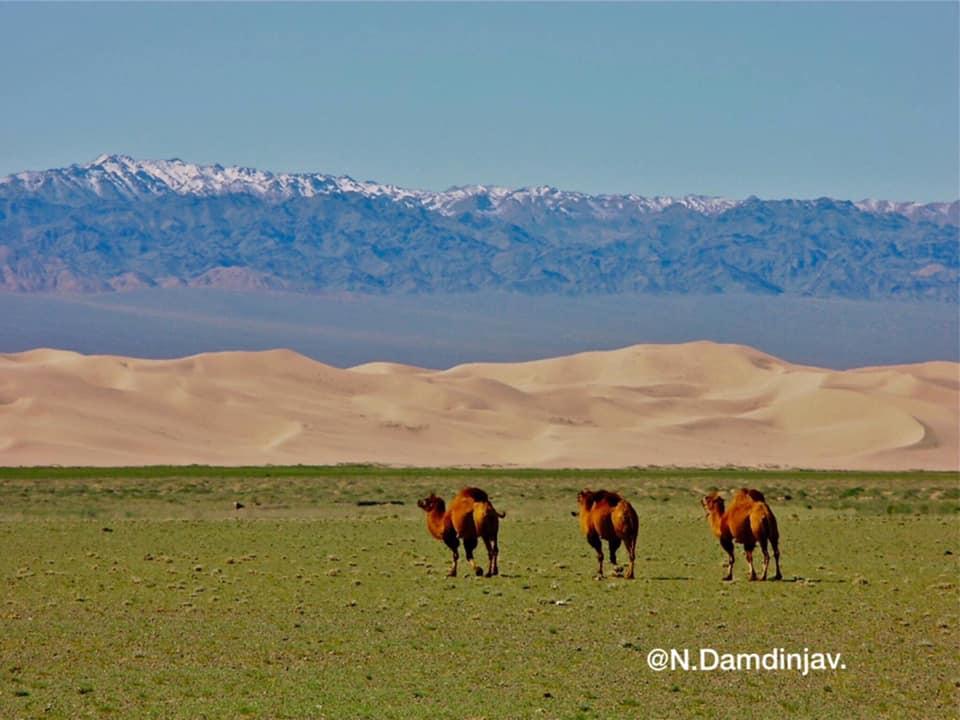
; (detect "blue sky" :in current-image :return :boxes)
[1,3,957,201]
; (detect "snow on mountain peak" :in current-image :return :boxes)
[63,155,430,204]
[854,198,959,224]
[1,156,955,224]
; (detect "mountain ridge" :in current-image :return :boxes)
[3,154,956,221]
[1,155,957,299]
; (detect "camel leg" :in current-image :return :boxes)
[744,545,758,581]
[463,536,482,576]
[482,535,498,577]
[587,531,604,579]
[759,536,770,581]
[624,535,636,580]
[444,534,460,577]
[771,538,782,581]
[608,537,621,567]
[721,537,735,581]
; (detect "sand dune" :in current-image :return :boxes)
[0,341,956,470]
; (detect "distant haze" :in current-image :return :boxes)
[0,290,955,370]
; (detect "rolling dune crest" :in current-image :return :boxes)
[0,342,955,469]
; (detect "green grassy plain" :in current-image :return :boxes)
[1,466,958,719]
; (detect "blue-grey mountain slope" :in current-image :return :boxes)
[0,155,956,299]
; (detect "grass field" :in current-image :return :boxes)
[1,466,958,719]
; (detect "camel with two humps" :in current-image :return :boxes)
[576,489,639,579]
[702,488,782,581]
[417,487,504,577]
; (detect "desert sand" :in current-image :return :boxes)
[0,341,956,470]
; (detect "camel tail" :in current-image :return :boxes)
[755,508,778,545]
[475,501,505,532]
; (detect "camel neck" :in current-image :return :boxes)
[425,507,447,540]
[707,510,725,538]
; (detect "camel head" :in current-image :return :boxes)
[417,493,444,514]
[701,492,725,517]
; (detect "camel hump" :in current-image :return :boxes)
[747,488,766,503]
[737,487,766,503]
[458,487,490,503]
[595,490,622,507]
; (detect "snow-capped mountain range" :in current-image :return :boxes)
[4,154,955,222]
[0,155,956,298]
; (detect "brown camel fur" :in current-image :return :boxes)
[417,487,505,577]
[702,488,782,581]
[576,489,639,579]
